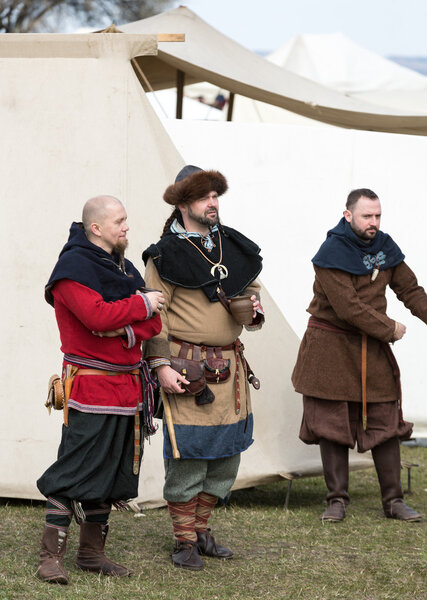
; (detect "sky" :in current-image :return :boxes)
[175,0,427,57]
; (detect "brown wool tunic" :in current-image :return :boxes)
[292,261,427,403]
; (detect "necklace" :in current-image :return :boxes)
[180,230,228,280]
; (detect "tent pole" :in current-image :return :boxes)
[226,92,235,121]
[283,479,293,510]
[176,69,185,119]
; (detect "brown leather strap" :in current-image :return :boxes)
[216,284,232,313]
[361,334,368,430]
[169,336,234,353]
[75,368,140,376]
[234,343,241,415]
[178,342,191,359]
[133,411,141,475]
[63,365,78,427]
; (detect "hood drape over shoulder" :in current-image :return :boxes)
[312,217,405,275]
[45,222,144,306]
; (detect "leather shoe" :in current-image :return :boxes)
[384,499,422,522]
[320,498,346,522]
[196,529,233,559]
[172,540,203,570]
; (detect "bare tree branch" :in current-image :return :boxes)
[0,0,174,33]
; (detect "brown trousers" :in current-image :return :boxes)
[300,397,413,452]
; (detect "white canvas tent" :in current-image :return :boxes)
[1,32,376,508]
[119,6,427,135]
[164,118,427,438]
[269,33,427,112]
[118,8,426,437]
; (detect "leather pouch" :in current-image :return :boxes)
[45,374,65,413]
[204,358,231,383]
[170,356,206,396]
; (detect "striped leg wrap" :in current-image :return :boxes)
[45,496,73,531]
[195,492,218,533]
[167,496,198,542]
[80,501,111,525]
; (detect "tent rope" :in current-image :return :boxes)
[131,58,169,119]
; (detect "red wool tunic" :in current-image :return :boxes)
[52,279,162,415]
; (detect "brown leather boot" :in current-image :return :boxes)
[36,526,69,584]
[372,437,422,522]
[196,529,233,558]
[76,522,132,576]
[172,540,203,570]
[319,439,350,522]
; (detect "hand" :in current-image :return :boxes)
[92,328,125,338]
[250,294,262,318]
[144,291,166,315]
[156,365,189,394]
[393,321,406,341]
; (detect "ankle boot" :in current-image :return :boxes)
[36,526,69,584]
[372,437,422,522]
[172,540,203,570]
[319,439,349,522]
[196,529,233,558]
[76,522,132,576]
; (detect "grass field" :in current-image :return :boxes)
[0,445,425,600]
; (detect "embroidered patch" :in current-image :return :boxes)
[363,251,386,271]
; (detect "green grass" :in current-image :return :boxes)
[0,446,426,600]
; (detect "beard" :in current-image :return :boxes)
[188,204,219,227]
[113,238,129,253]
[350,223,378,242]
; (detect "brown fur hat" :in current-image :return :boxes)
[163,165,228,206]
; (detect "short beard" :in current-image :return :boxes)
[188,205,219,227]
[351,223,378,242]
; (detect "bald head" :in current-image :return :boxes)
[82,195,122,234]
[82,195,129,254]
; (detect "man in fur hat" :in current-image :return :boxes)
[37,196,164,584]
[143,166,265,570]
[292,188,427,523]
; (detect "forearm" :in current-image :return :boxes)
[53,279,149,331]
[390,262,427,324]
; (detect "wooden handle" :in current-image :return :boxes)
[161,389,180,459]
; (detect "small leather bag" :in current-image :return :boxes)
[45,374,65,413]
[170,342,206,396]
[203,346,231,384]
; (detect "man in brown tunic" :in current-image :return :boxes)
[292,188,427,522]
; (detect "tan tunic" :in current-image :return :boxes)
[292,261,427,402]
[144,257,263,441]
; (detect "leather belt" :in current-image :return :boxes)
[75,368,140,376]
[169,335,234,353]
[169,335,244,416]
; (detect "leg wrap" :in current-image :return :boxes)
[195,492,218,532]
[167,496,198,542]
[45,496,72,531]
[81,501,111,525]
